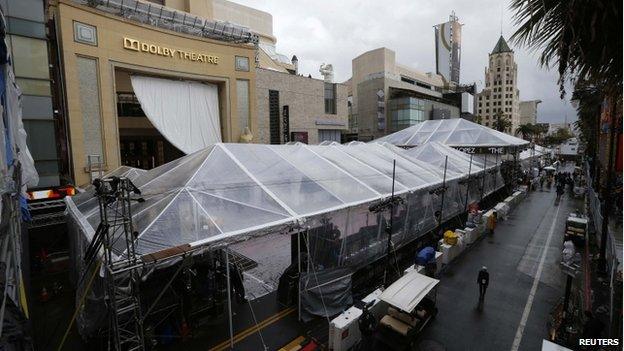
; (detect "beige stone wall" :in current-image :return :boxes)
[55,0,256,186]
[256,69,348,145]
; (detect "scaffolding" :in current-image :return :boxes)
[93,177,145,351]
[74,0,259,45]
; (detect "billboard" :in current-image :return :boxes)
[435,15,462,84]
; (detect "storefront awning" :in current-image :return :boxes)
[131,75,221,154]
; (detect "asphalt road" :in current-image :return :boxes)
[417,189,581,351]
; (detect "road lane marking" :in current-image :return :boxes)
[209,306,296,351]
[511,201,561,351]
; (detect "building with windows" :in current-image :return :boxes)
[255,68,348,145]
[474,36,520,134]
[519,99,541,125]
[2,0,67,188]
[348,47,463,141]
[47,0,303,186]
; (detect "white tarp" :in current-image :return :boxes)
[379,270,439,313]
[130,75,221,154]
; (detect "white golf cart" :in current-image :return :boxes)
[374,271,439,350]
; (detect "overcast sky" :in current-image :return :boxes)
[234,0,576,124]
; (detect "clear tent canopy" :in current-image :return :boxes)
[375,118,530,149]
[67,141,506,301]
[68,142,458,259]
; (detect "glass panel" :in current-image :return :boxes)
[9,35,49,79]
[16,78,50,96]
[236,79,250,134]
[22,120,58,160]
[5,0,45,22]
[7,17,46,38]
[21,95,52,119]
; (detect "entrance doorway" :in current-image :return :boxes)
[115,69,184,169]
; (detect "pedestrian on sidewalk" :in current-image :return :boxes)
[477,266,489,302]
[487,211,497,235]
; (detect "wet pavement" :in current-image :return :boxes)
[417,188,582,351]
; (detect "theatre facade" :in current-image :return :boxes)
[52,0,257,186]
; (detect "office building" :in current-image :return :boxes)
[434,13,462,84]
[255,68,348,145]
[519,100,541,125]
[475,36,520,134]
[2,0,67,188]
[348,47,462,141]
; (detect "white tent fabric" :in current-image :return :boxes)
[375,118,529,148]
[130,75,221,154]
[379,270,439,312]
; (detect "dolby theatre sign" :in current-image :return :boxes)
[123,37,219,64]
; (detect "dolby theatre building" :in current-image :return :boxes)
[51,0,291,186]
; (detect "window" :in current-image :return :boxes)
[74,21,97,46]
[117,93,145,117]
[324,82,337,114]
[235,56,250,72]
[16,78,50,96]
[269,90,280,144]
[9,35,49,79]
[318,129,341,143]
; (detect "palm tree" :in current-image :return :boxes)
[493,110,512,133]
[510,0,622,98]
[515,123,535,140]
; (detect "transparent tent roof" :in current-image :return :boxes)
[519,144,551,160]
[68,143,461,258]
[375,118,530,148]
[398,142,487,175]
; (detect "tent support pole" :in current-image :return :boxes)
[226,249,234,349]
[297,230,301,322]
[493,152,499,191]
[480,153,488,202]
[464,154,473,211]
[437,156,448,230]
[384,160,397,288]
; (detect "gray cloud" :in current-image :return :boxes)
[235,0,576,123]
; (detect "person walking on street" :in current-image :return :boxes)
[477,266,489,302]
[556,182,565,204]
[487,211,497,235]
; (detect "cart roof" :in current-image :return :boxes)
[566,216,588,224]
[379,270,439,312]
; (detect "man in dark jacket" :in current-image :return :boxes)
[477,266,489,302]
